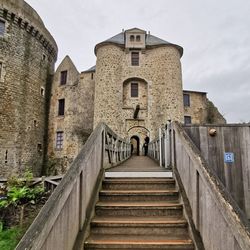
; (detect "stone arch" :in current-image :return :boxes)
[122,77,148,109]
[128,126,150,156]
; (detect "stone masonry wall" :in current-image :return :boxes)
[184,91,226,124]
[94,44,184,143]
[0,0,57,177]
[48,57,95,174]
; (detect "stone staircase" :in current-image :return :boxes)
[84,177,194,249]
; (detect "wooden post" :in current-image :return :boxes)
[159,128,162,167]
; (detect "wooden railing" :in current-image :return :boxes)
[148,123,171,168]
[148,122,250,250]
[0,175,63,193]
[16,123,131,250]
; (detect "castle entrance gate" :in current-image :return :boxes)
[128,126,150,156]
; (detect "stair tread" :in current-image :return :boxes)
[86,234,193,245]
[92,216,187,224]
[104,178,175,183]
[100,189,178,194]
[96,201,182,207]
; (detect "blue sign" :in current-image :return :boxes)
[224,152,234,163]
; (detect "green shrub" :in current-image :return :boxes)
[0,226,24,250]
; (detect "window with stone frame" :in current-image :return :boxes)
[0,20,5,36]
[183,94,190,106]
[58,99,65,116]
[131,52,139,66]
[131,82,139,97]
[130,35,135,42]
[60,70,67,85]
[136,35,141,42]
[184,116,192,125]
[56,131,64,149]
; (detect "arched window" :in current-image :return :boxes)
[136,35,141,42]
[130,35,135,42]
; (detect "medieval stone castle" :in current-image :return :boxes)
[0,0,225,177]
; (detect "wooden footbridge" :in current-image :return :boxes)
[16,123,250,250]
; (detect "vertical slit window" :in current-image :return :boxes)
[131,52,139,66]
[58,99,65,116]
[131,83,139,98]
[0,62,2,79]
[5,150,8,164]
[56,132,64,149]
[0,20,5,36]
[60,70,67,85]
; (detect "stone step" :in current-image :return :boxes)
[90,216,188,236]
[105,171,173,178]
[99,189,179,201]
[85,234,194,249]
[102,178,176,190]
[95,201,183,217]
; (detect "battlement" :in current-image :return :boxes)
[0,0,57,60]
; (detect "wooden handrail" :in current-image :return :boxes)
[16,123,130,250]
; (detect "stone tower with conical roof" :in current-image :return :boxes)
[94,28,184,144]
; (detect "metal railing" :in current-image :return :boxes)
[16,123,131,250]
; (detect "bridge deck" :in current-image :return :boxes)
[106,156,171,178]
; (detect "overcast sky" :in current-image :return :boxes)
[25,0,250,123]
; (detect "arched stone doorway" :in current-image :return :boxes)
[130,135,140,156]
[128,126,150,156]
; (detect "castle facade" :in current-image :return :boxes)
[0,1,225,176]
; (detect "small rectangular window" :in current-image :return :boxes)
[183,94,190,106]
[131,83,138,97]
[184,116,192,125]
[58,99,65,116]
[37,144,42,153]
[60,71,67,85]
[0,20,5,36]
[56,132,64,149]
[40,87,45,96]
[131,52,139,66]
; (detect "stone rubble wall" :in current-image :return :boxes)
[0,0,57,177]
[94,44,184,142]
[47,56,95,174]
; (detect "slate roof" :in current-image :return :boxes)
[82,65,96,73]
[94,29,183,56]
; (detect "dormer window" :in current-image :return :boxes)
[136,35,141,42]
[130,35,135,42]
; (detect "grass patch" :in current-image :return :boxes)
[0,226,25,250]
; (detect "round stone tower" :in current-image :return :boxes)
[94,28,183,154]
[0,0,57,176]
